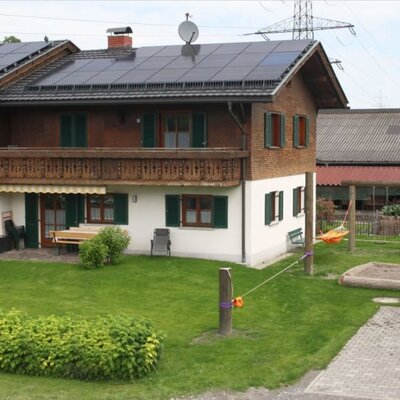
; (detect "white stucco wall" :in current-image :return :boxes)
[245,173,314,266]
[108,185,243,263]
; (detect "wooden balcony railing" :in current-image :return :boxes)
[0,148,247,187]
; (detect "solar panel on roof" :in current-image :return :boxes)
[147,68,189,83]
[78,59,116,71]
[33,72,71,86]
[135,56,176,69]
[261,51,300,67]
[0,54,25,66]
[115,69,159,83]
[274,39,312,52]
[227,53,267,67]
[210,66,254,81]
[245,65,287,80]
[196,53,237,68]
[178,67,221,82]
[15,42,47,54]
[134,46,165,57]
[105,59,139,71]
[0,42,25,54]
[242,41,280,54]
[212,42,250,55]
[61,59,92,72]
[165,54,206,68]
[55,71,99,85]
[85,70,127,84]
[155,45,185,57]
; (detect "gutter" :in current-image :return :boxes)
[227,101,247,264]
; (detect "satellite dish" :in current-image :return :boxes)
[178,20,199,45]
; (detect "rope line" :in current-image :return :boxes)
[240,252,312,299]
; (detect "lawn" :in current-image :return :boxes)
[0,239,399,399]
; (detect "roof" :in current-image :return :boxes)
[317,108,400,165]
[317,165,400,186]
[0,40,79,90]
[0,41,54,77]
[0,39,347,107]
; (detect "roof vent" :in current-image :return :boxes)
[106,27,133,49]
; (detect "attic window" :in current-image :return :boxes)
[386,125,400,134]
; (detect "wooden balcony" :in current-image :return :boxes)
[0,148,247,187]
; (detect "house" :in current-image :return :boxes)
[0,29,347,265]
[317,109,400,211]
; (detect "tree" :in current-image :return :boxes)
[2,36,21,43]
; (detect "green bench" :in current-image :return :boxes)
[288,228,305,246]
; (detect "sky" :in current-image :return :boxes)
[1,0,400,110]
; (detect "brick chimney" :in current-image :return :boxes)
[106,27,133,49]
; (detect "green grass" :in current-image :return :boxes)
[0,240,399,399]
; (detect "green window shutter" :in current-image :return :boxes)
[305,116,310,147]
[293,188,299,216]
[192,113,207,148]
[74,114,87,147]
[60,115,72,147]
[65,195,79,229]
[293,115,299,148]
[113,193,128,225]
[213,196,228,229]
[77,194,85,224]
[165,195,180,227]
[279,191,284,221]
[25,193,38,248]
[264,113,272,148]
[280,114,286,148]
[265,193,272,225]
[142,113,156,148]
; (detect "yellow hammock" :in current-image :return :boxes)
[316,201,352,244]
[316,225,349,244]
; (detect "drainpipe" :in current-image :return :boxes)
[227,101,247,264]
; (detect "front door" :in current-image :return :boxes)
[40,194,66,246]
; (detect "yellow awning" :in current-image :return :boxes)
[0,185,106,194]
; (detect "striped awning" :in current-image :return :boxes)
[0,184,106,194]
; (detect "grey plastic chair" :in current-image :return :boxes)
[150,229,171,256]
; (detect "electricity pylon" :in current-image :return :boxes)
[247,0,355,40]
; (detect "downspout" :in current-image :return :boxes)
[228,101,247,264]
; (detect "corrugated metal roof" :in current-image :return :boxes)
[317,109,400,164]
[0,39,316,102]
[317,165,400,186]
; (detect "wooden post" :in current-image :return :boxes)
[218,268,232,336]
[304,172,314,275]
[348,185,356,252]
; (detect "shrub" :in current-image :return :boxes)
[97,226,131,265]
[316,197,336,220]
[0,310,164,381]
[381,204,400,217]
[79,236,108,268]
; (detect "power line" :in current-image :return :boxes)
[0,12,255,30]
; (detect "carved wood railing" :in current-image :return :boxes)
[0,148,247,187]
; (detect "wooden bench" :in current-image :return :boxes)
[50,229,99,254]
[288,228,305,246]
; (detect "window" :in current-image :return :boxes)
[265,191,284,225]
[264,112,285,148]
[142,112,207,148]
[293,115,310,147]
[164,114,191,148]
[87,193,128,224]
[165,195,228,228]
[60,114,87,147]
[293,186,305,216]
[183,195,212,227]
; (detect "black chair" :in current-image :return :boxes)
[150,228,171,256]
[4,219,26,250]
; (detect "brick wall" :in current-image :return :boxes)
[248,72,316,180]
[4,104,243,149]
